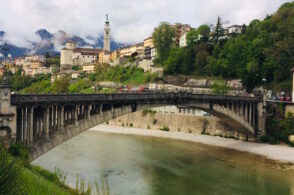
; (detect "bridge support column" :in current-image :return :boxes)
[87,105,91,119]
[53,106,57,131]
[29,107,34,149]
[245,103,249,122]
[61,106,64,131]
[57,107,61,131]
[257,100,266,137]
[74,106,79,127]
[23,107,28,146]
[21,108,25,145]
[45,107,49,140]
[249,103,252,125]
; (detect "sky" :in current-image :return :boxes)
[0,0,290,47]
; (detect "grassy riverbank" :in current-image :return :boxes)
[22,166,70,195]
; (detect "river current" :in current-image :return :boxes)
[33,129,294,195]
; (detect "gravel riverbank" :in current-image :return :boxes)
[90,125,294,164]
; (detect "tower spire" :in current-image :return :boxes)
[104,14,111,52]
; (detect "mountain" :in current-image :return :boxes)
[35,29,53,40]
[0,29,127,58]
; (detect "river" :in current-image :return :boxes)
[33,128,294,195]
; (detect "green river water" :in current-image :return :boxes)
[33,130,294,195]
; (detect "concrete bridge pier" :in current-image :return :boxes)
[257,101,266,137]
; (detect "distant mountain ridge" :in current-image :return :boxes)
[0,29,127,58]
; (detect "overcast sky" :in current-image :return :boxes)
[0,0,290,46]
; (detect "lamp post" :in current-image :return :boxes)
[1,42,9,85]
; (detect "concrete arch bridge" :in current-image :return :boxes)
[1,91,265,160]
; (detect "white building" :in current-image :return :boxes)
[226,25,242,35]
[179,31,188,47]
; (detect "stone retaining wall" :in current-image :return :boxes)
[108,112,241,139]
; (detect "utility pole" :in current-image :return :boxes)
[1,42,9,84]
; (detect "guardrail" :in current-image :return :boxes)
[11,92,261,106]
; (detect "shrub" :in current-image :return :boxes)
[142,109,157,117]
[8,142,29,163]
[160,126,170,131]
[0,140,28,194]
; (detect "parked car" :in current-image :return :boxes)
[269,95,279,101]
[279,96,285,101]
[285,96,292,102]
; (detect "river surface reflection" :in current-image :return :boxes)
[33,130,294,195]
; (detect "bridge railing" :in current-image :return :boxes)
[11,92,261,106]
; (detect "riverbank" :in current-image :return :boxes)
[91,125,294,164]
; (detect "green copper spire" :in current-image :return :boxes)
[105,14,109,24]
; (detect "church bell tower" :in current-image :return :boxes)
[104,14,111,52]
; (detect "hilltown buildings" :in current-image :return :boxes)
[60,16,113,70]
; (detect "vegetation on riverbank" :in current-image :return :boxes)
[152,2,294,92]
[261,113,294,146]
[5,65,158,94]
[1,140,110,195]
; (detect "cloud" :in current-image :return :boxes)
[0,0,290,46]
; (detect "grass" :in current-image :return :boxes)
[22,168,70,195]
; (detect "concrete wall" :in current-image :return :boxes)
[285,104,294,116]
[108,112,239,138]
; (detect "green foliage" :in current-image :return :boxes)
[142,109,157,117]
[95,65,158,85]
[51,76,71,94]
[22,80,52,94]
[45,57,60,67]
[160,126,170,131]
[7,73,33,91]
[0,140,28,195]
[186,29,199,47]
[197,24,211,37]
[264,113,294,145]
[69,79,89,93]
[213,16,226,43]
[72,66,82,71]
[152,22,176,64]
[212,80,229,95]
[8,142,29,163]
[164,47,195,75]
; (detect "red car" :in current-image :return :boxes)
[285,96,292,102]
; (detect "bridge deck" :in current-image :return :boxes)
[11,93,261,105]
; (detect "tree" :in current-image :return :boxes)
[197,24,211,38]
[51,76,70,93]
[164,48,183,74]
[45,52,51,58]
[152,22,176,64]
[213,16,226,43]
[186,29,199,47]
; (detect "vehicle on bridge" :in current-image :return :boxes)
[119,85,148,93]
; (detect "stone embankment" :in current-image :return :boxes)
[108,111,245,139]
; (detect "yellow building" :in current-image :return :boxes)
[82,63,96,73]
[99,51,111,64]
[144,37,154,48]
[110,50,119,62]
